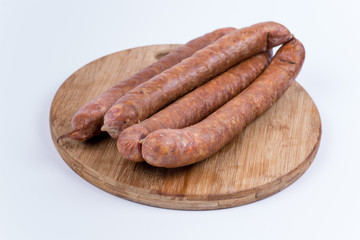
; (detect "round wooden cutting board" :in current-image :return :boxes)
[50,44,321,210]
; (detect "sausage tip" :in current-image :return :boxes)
[100,125,120,139]
[56,129,80,143]
[117,125,150,162]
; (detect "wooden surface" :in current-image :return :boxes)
[50,44,322,210]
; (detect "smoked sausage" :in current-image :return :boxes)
[102,22,292,138]
[117,50,272,162]
[142,38,305,168]
[57,27,235,142]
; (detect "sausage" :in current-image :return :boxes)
[102,21,292,138]
[142,38,305,168]
[57,27,235,142]
[117,50,272,162]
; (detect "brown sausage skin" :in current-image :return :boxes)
[117,51,272,162]
[57,27,236,142]
[102,22,292,138]
[142,38,305,168]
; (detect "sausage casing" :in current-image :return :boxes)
[142,38,305,168]
[57,27,235,141]
[117,51,272,161]
[102,22,292,138]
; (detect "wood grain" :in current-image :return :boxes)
[50,44,321,210]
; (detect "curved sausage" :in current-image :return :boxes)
[102,21,292,138]
[57,27,235,142]
[142,38,305,168]
[117,50,272,162]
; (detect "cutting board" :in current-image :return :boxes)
[50,44,321,210]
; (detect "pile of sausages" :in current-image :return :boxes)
[58,21,305,168]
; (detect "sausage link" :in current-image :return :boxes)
[102,22,292,138]
[117,51,272,162]
[142,38,305,168]
[57,27,235,142]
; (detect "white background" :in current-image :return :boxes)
[1,0,359,239]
